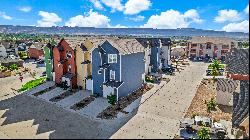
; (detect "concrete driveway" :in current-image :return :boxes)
[111,62,208,139]
[0,93,134,139]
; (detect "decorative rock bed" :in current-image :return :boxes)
[49,89,79,102]
[70,96,96,110]
[97,84,154,119]
[32,85,56,97]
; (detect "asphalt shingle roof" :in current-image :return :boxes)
[216,78,239,93]
[106,38,145,55]
[226,48,249,75]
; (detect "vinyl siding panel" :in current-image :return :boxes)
[119,52,145,98]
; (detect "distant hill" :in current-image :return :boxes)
[0,25,249,39]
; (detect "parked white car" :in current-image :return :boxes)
[9,54,16,59]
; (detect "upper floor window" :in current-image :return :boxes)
[66,51,72,59]
[206,44,211,49]
[68,65,72,72]
[108,54,117,63]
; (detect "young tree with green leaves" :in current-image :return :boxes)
[107,94,117,105]
[197,127,211,139]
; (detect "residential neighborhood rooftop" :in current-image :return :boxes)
[188,36,237,44]
[226,48,249,75]
[216,78,239,93]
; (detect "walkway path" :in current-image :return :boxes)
[111,62,208,139]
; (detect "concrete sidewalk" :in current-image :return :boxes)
[111,62,208,139]
[55,90,91,108]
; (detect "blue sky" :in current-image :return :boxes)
[0,0,249,32]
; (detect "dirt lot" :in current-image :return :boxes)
[0,59,45,100]
[185,78,232,121]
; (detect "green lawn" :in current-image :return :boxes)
[18,77,46,92]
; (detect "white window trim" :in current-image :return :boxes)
[98,70,102,74]
[68,64,72,72]
[108,54,117,63]
[110,70,115,80]
[66,51,72,59]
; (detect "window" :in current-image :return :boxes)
[68,65,71,72]
[98,70,102,74]
[110,70,115,80]
[108,54,117,63]
[66,51,72,59]
[206,44,211,49]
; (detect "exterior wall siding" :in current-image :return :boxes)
[53,47,63,85]
[53,39,77,88]
[92,48,104,94]
[44,46,53,81]
[150,46,159,73]
[119,52,145,98]
[101,41,120,81]
[75,46,85,89]
[187,42,233,60]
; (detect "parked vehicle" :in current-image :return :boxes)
[9,54,17,59]
[180,116,227,139]
[162,65,175,73]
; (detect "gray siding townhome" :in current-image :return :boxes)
[136,38,171,73]
[91,38,145,100]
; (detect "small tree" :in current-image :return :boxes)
[197,127,211,139]
[207,98,217,113]
[61,81,69,90]
[9,64,18,71]
[211,59,221,82]
[107,94,117,105]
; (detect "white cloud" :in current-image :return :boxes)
[101,0,124,12]
[184,9,203,23]
[244,5,249,14]
[124,0,151,15]
[214,9,241,23]
[128,15,145,22]
[222,20,249,33]
[65,10,110,27]
[37,11,62,27]
[141,9,202,29]
[0,11,12,20]
[19,6,32,12]
[90,0,104,10]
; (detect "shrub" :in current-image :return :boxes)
[207,98,217,113]
[18,77,46,92]
[0,65,8,72]
[107,94,117,105]
[197,127,211,139]
[18,51,28,60]
[9,64,18,71]
[60,81,69,90]
[145,75,155,83]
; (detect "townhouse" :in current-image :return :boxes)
[49,36,172,100]
[136,38,171,73]
[53,38,77,89]
[91,38,145,99]
[225,48,249,138]
[28,42,45,60]
[75,38,104,91]
[187,36,237,61]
